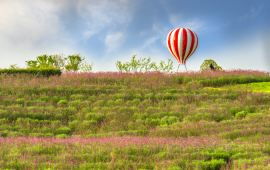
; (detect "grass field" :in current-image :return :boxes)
[226,82,270,93]
[1,71,270,169]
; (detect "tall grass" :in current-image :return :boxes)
[0,70,270,169]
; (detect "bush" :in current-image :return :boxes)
[203,150,231,162]
[196,159,226,170]
[26,54,92,72]
[200,76,270,87]
[200,59,222,71]
[235,111,247,119]
[0,68,61,77]
[116,55,173,72]
[57,99,68,106]
[55,127,72,135]
[160,116,178,126]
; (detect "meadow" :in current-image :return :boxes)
[0,70,270,169]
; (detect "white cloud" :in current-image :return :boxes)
[0,0,75,68]
[77,0,134,39]
[140,37,160,50]
[105,32,125,52]
[169,15,205,32]
[0,0,135,68]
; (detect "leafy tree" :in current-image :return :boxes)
[65,55,83,71]
[129,55,141,72]
[65,54,92,72]
[65,55,82,71]
[200,59,222,71]
[26,54,92,72]
[157,59,174,72]
[26,60,38,69]
[116,55,140,72]
[116,61,130,72]
[116,55,173,72]
[26,55,60,69]
[79,61,93,72]
[36,55,54,68]
[140,57,156,72]
[51,55,65,70]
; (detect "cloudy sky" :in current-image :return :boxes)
[0,0,269,71]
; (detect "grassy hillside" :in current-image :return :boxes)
[0,71,270,169]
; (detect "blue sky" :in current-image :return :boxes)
[0,0,269,71]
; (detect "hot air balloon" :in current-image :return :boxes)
[166,28,198,71]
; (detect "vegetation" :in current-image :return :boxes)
[116,55,173,72]
[26,54,92,72]
[1,139,268,169]
[0,68,61,77]
[0,70,270,169]
[225,82,270,93]
[200,59,223,71]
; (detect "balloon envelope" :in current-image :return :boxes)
[166,28,198,64]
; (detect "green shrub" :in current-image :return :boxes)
[55,127,72,135]
[0,68,61,77]
[57,99,68,106]
[203,150,231,162]
[26,54,92,72]
[69,120,79,130]
[168,165,182,170]
[70,100,82,107]
[70,94,85,100]
[0,130,8,137]
[116,55,173,72]
[200,59,222,71]
[56,134,68,138]
[160,116,178,126]
[30,145,62,155]
[145,118,161,127]
[196,159,226,170]
[235,111,247,119]
[200,76,270,87]
[86,113,106,123]
[184,113,211,122]
[16,98,25,105]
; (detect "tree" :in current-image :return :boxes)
[200,59,222,71]
[26,54,92,72]
[116,61,130,72]
[51,55,65,70]
[65,54,92,72]
[26,60,38,69]
[116,55,141,72]
[65,55,82,71]
[79,61,93,72]
[26,55,61,69]
[157,59,173,72]
[116,55,174,72]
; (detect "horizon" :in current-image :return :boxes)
[0,0,269,71]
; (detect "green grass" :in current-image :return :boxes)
[0,68,61,76]
[230,82,270,93]
[0,141,269,169]
[0,71,270,169]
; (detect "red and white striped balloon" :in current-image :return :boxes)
[166,28,198,65]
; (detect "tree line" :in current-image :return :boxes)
[25,54,92,72]
[7,54,223,73]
